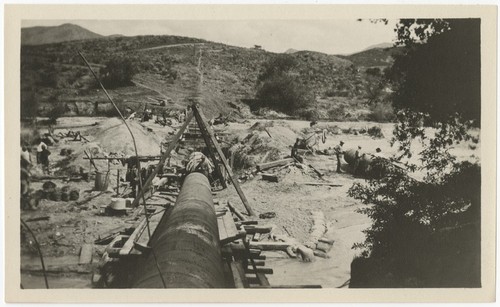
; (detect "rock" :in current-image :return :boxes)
[42,181,57,193]
[61,192,69,201]
[69,189,80,201]
[295,245,315,262]
[49,188,62,201]
[259,212,276,219]
[316,241,333,253]
[313,250,330,259]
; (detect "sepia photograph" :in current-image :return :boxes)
[4,3,497,303]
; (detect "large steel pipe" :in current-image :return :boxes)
[133,172,224,288]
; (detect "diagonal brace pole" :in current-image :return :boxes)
[132,112,194,207]
[191,103,255,216]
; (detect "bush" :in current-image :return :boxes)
[299,109,321,121]
[256,74,314,115]
[368,101,394,122]
[367,126,384,138]
[100,57,138,88]
[256,54,315,115]
[327,105,346,121]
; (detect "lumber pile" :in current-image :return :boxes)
[257,158,294,172]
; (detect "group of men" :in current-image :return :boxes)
[292,136,379,176]
[20,141,51,209]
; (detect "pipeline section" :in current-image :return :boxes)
[133,172,225,288]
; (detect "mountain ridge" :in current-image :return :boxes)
[21,23,103,45]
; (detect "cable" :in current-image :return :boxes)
[20,219,49,289]
[78,52,167,288]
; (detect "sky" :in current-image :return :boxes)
[21,19,397,55]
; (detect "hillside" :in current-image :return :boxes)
[21,23,103,45]
[338,46,402,69]
[21,32,391,120]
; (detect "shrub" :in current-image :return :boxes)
[256,54,315,115]
[256,74,314,115]
[368,100,394,122]
[367,126,384,138]
[100,57,138,88]
[327,105,346,121]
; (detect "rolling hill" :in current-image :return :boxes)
[20,26,392,120]
[338,46,402,68]
[21,23,103,45]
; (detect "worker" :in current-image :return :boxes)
[186,152,214,179]
[39,144,51,175]
[353,146,362,176]
[333,141,345,173]
[291,138,304,163]
[36,141,47,164]
[21,145,32,209]
[125,156,139,197]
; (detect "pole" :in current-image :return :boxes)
[191,103,255,216]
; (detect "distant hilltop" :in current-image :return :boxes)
[21,23,103,45]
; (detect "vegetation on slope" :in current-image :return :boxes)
[21,31,392,121]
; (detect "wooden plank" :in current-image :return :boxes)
[222,210,238,239]
[242,225,273,234]
[253,233,261,241]
[192,104,255,216]
[230,261,248,288]
[133,207,166,250]
[308,164,324,177]
[227,201,248,221]
[245,259,265,266]
[132,111,193,207]
[297,182,342,187]
[257,158,294,172]
[261,173,279,183]
[257,272,271,286]
[79,244,93,264]
[119,218,147,256]
[217,214,227,243]
[249,241,290,251]
[106,235,129,257]
[245,267,273,275]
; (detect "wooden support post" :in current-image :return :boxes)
[132,112,194,207]
[116,169,120,195]
[192,104,255,216]
[192,114,227,189]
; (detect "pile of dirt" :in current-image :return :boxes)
[280,164,319,184]
[53,118,163,175]
[86,118,163,156]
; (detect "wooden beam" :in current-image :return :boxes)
[132,111,193,207]
[230,261,248,288]
[297,182,342,187]
[119,218,148,257]
[244,267,273,275]
[192,104,255,216]
[79,244,94,264]
[261,173,279,183]
[227,201,248,221]
[192,115,227,189]
[257,158,294,172]
[249,241,290,251]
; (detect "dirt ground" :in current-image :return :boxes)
[20,115,480,288]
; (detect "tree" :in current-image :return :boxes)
[388,19,480,124]
[349,19,481,288]
[256,54,315,115]
[100,57,138,88]
[21,89,38,119]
